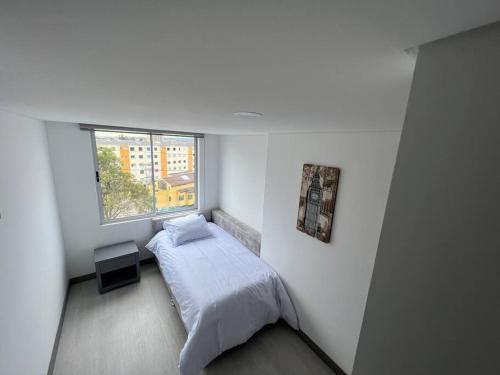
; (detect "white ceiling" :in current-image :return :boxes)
[1,1,499,134]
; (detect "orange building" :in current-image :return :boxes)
[187,145,193,172]
[119,146,131,172]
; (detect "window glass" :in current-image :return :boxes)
[93,130,197,222]
[152,135,196,213]
[94,131,153,221]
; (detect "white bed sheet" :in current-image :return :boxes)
[149,223,298,375]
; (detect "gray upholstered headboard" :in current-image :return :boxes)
[151,209,261,257]
[211,209,261,257]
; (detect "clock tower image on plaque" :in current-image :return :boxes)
[297,164,340,243]
[304,171,322,236]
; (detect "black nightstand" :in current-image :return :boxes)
[94,241,140,293]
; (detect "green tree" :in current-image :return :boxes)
[97,147,153,220]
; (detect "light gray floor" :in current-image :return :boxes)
[53,264,335,375]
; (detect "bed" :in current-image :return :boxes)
[146,209,299,375]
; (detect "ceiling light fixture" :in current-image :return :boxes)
[234,111,263,118]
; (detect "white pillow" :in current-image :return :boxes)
[145,230,167,256]
[163,214,211,247]
[162,213,198,230]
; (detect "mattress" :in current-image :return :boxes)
[147,223,298,375]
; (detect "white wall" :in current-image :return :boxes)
[218,135,268,231]
[353,22,500,375]
[261,131,400,374]
[46,122,219,278]
[0,111,67,375]
[199,133,220,211]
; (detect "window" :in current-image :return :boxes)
[92,130,198,223]
[139,147,143,151]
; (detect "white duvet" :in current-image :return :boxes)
[146,223,298,375]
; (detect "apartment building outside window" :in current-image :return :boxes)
[91,129,199,223]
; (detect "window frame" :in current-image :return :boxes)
[90,129,199,224]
